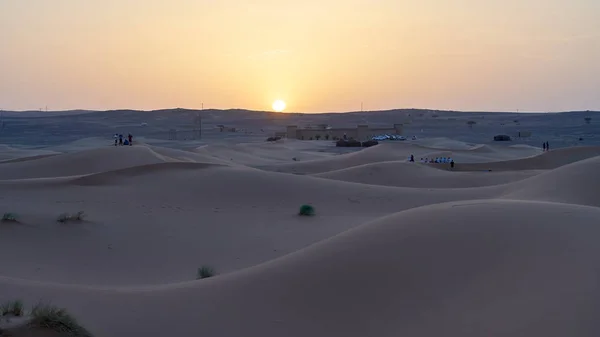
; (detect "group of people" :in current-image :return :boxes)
[420,156,453,164]
[542,141,550,151]
[114,133,133,146]
[408,154,453,164]
[408,154,455,168]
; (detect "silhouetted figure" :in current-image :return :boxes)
[410,154,414,162]
[114,134,118,146]
[450,160,455,169]
[542,142,546,151]
[546,142,549,151]
[128,133,133,145]
[118,134,123,145]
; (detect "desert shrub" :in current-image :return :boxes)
[325,134,330,140]
[197,266,215,279]
[299,204,315,216]
[466,120,476,128]
[315,134,321,140]
[29,303,93,337]
[584,117,592,124]
[2,212,18,222]
[57,211,85,223]
[1,300,24,317]
[493,134,511,141]
[362,140,379,147]
[348,139,362,147]
[336,139,361,147]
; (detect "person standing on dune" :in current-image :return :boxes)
[128,133,133,145]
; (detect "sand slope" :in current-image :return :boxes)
[0,145,229,180]
[1,200,599,337]
[0,162,495,285]
[0,144,59,162]
[503,155,600,207]
[314,160,543,188]
[1,139,600,337]
[447,146,600,171]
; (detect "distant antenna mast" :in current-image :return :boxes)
[193,103,202,140]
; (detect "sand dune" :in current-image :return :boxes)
[0,163,494,286]
[260,140,546,175]
[194,140,336,166]
[259,142,417,174]
[0,144,59,161]
[503,155,600,207]
[314,160,543,188]
[1,134,599,337]
[0,145,229,180]
[1,200,599,337]
[447,146,600,171]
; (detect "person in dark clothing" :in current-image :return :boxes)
[450,160,455,169]
[119,134,123,145]
[542,142,546,151]
[128,133,133,145]
[546,142,549,151]
[410,154,414,162]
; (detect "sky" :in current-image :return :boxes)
[1,0,599,113]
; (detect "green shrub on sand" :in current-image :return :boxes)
[57,211,85,223]
[197,266,215,279]
[0,301,93,337]
[1,300,24,317]
[299,204,315,216]
[1,213,18,222]
[29,303,93,337]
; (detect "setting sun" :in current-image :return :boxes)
[272,100,286,112]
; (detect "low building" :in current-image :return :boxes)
[285,124,403,141]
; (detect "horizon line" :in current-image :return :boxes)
[1,107,599,115]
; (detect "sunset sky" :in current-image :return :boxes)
[1,0,599,113]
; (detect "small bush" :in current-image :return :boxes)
[1,300,24,317]
[336,139,362,147]
[361,140,379,147]
[57,211,85,223]
[197,266,215,279]
[2,212,18,222]
[29,303,93,337]
[299,204,315,216]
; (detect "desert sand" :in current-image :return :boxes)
[0,109,599,336]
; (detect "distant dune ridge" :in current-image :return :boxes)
[0,130,599,336]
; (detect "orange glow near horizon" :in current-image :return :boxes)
[1,0,599,112]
